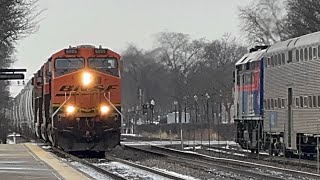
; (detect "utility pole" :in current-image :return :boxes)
[206,93,210,148]
[174,101,178,124]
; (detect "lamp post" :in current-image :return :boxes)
[174,101,178,124]
[194,95,198,123]
[206,93,211,148]
[193,95,198,149]
[218,90,222,157]
[150,99,155,124]
[184,97,187,123]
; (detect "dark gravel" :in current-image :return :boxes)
[107,145,268,180]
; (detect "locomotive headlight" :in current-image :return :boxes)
[100,105,110,114]
[66,105,76,114]
[82,72,92,86]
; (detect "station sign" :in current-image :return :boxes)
[0,73,25,80]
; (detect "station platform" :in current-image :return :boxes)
[0,143,90,180]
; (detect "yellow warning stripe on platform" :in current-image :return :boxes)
[24,143,91,180]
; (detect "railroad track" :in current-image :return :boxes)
[52,145,188,180]
[202,144,319,169]
[51,146,125,180]
[148,145,320,180]
[104,155,185,180]
[122,145,296,180]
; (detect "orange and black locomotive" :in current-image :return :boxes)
[9,45,121,153]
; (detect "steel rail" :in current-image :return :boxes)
[151,145,320,180]
[202,144,318,168]
[51,147,125,180]
[123,145,284,180]
[105,155,185,180]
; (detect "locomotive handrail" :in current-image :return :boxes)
[103,92,124,118]
[51,91,72,126]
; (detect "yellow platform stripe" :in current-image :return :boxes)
[24,143,91,180]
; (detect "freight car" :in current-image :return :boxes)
[234,31,320,157]
[8,45,122,154]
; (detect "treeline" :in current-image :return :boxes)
[122,0,320,125]
[0,0,40,143]
[122,33,247,124]
[239,0,320,45]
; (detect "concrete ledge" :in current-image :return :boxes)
[24,143,90,180]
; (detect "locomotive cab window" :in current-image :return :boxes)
[54,58,84,77]
[88,58,117,69]
[88,57,119,76]
[55,58,84,69]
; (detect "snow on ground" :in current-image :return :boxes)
[6,139,15,144]
[41,146,52,150]
[96,161,199,180]
[7,133,21,137]
[184,146,202,150]
[96,161,171,180]
[153,167,200,180]
[121,134,142,137]
[206,148,246,157]
[71,161,113,180]
[122,140,237,146]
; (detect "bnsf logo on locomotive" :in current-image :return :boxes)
[58,84,118,92]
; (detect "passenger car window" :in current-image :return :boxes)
[304,48,308,60]
[300,49,303,61]
[309,47,312,60]
[281,53,285,64]
[288,50,292,63]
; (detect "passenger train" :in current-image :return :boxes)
[7,45,122,154]
[234,31,320,156]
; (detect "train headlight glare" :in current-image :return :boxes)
[82,72,92,86]
[66,105,76,114]
[100,106,110,114]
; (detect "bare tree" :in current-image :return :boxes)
[0,0,41,142]
[156,32,205,123]
[122,45,173,124]
[239,0,288,45]
[0,0,42,47]
[286,0,320,38]
[191,35,247,123]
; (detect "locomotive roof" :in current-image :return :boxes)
[235,49,266,66]
[267,31,320,53]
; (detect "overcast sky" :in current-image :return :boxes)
[10,0,251,96]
